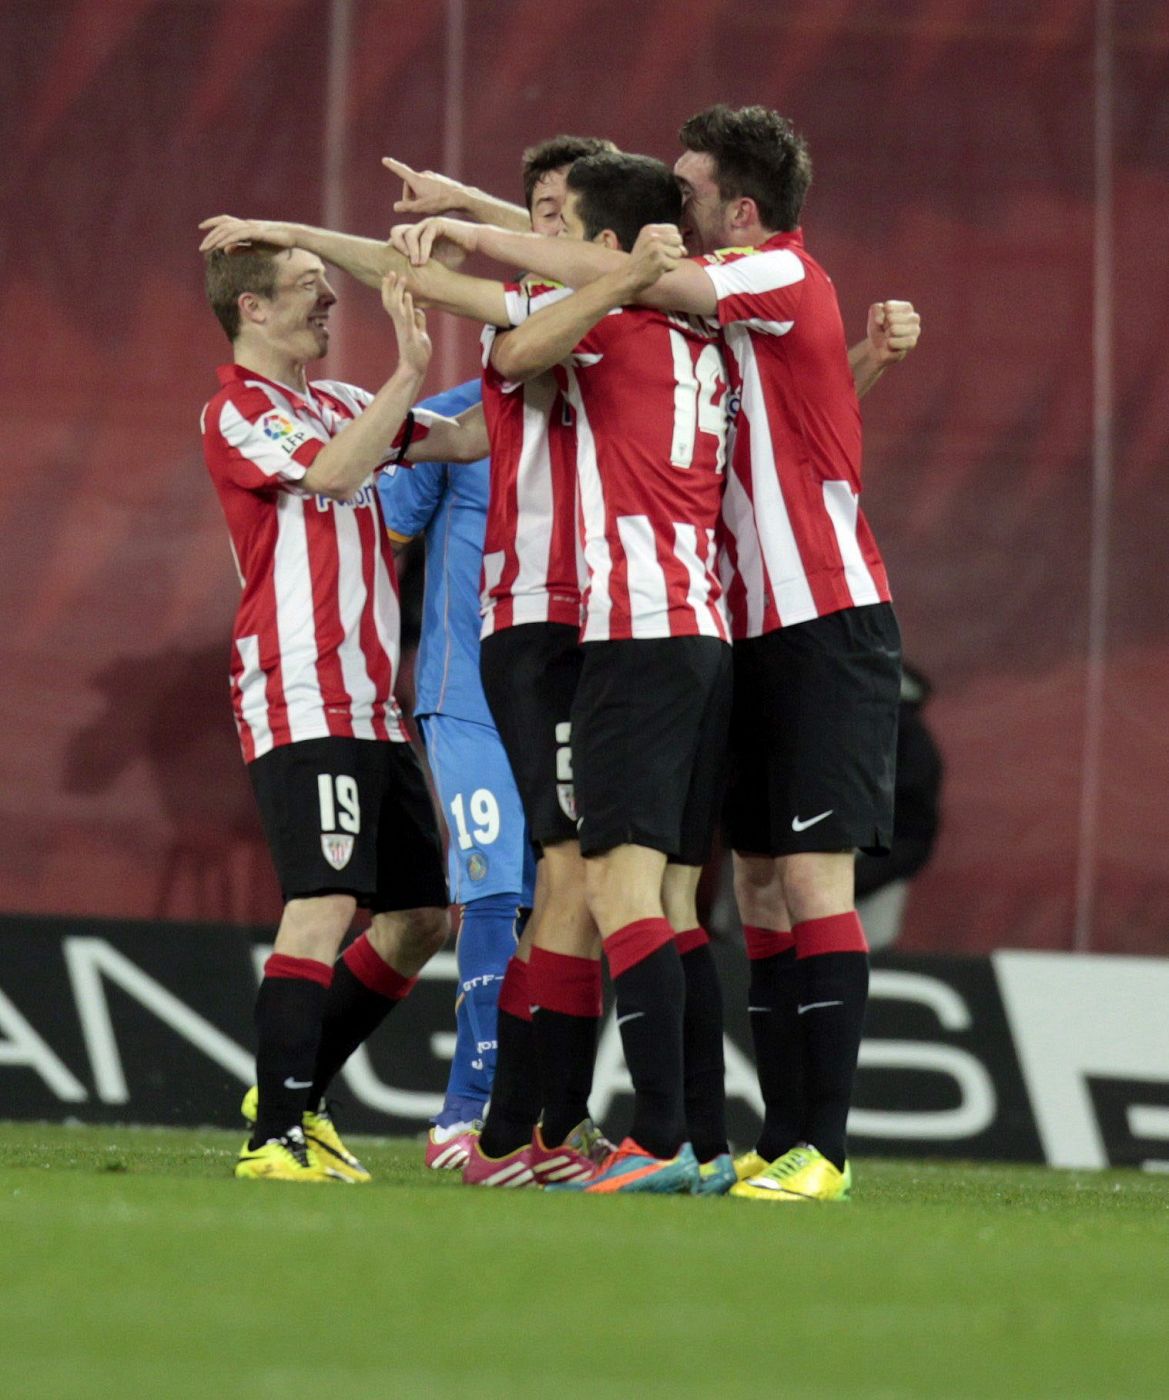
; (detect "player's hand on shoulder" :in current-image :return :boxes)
[198,215,294,254]
[383,157,469,216]
[625,223,686,292]
[867,299,922,364]
[382,271,432,377]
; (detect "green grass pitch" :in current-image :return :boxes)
[3,1123,1168,1399]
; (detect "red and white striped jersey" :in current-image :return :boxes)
[478,281,583,638]
[698,230,891,639]
[564,306,730,643]
[201,363,413,762]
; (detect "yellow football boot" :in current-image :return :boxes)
[733,1148,772,1182]
[729,1144,851,1202]
[234,1126,340,1182]
[239,1086,371,1183]
[303,1106,372,1184]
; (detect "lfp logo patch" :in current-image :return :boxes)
[260,412,297,441]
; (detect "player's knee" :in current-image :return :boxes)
[370,905,449,969]
[778,851,855,922]
[732,857,780,927]
[275,893,357,961]
[404,905,451,961]
[540,841,586,897]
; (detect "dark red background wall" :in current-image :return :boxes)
[2,1,1167,954]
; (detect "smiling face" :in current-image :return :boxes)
[673,150,735,256]
[529,165,572,237]
[249,248,336,362]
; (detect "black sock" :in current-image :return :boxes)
[612,943,687,1160]
[478,1006,541,1157]
[749,949,806,1161]
[679,944,728,1162]
[253,974,327,1145]
[532,1009,598,1148]
[309,960,400,1106]
[797,951,869,1170]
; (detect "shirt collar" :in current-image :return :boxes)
[216,362,313,407]
[759,227,805,252]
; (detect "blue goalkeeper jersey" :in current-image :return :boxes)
[378,380,493,725]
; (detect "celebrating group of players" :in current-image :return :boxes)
[199,103,920,1199]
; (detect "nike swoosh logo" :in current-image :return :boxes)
[791,810,833,832]
[615,1011,645,1028]
[283,1077,313,1090]
[797,1000,844,1015]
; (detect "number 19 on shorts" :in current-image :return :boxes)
[449,788,500,850]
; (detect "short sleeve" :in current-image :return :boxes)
[503,279,573,327]
[698,246,806,332]
[482,281,575,393]
[208,389,325,491]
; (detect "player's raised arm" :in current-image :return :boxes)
[383,156,532,232]
[392,216,719,318]
[198,214,512,328]
[199,215,411,291]
[490,226,679,384]
[848,300,922,398]
[300,275,429,499]
[405,259,512,329]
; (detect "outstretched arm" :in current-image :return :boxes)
[382,156,531,233]
[849,301,922,398]
[393,218,718,317]
[405,261,511,328]
[198,215,409,290]
[491,227,683,383]
[197,215,512,327]
[405,402,489,464]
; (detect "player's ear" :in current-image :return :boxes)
[238,291,266,327]
[595,228,621,250]
[728,195,759,234]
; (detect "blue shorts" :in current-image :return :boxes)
[419,713,536,907]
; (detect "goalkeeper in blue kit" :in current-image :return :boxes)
[379,379,536,1167]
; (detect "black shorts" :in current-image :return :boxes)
[248,736,448,911]
[479,622,583,851]
[571,636,732,864]
[725,601,901,857]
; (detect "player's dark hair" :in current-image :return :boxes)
[520,134,618,210]
[204,243,287,341]
[565,152,682,252]
[678,104,812,232]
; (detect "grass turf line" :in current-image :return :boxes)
[2,1122,1168,1399]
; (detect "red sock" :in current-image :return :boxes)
[342,932,416,999]
[742,925,795,959]
[673,926,710,955]
[528,946,602,1017]
[793,912,868,959]
[264,952,333,987]
[604,917,675,979]
[496,954,532,1022]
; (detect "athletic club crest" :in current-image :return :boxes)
[556,782,576,821]
[321,832,355,870]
